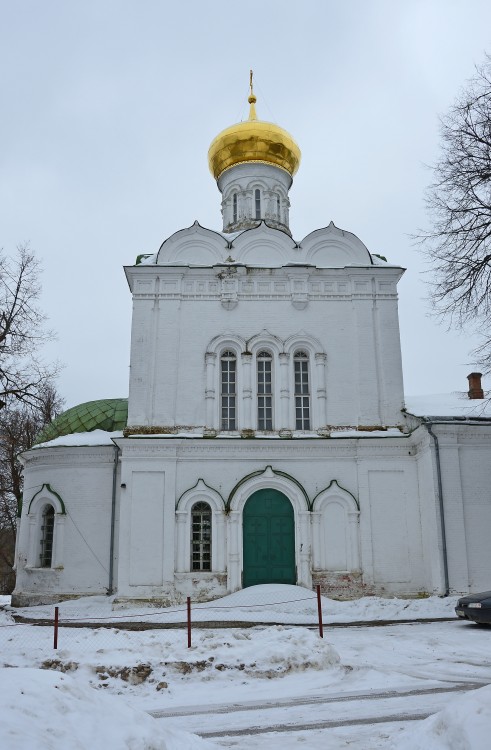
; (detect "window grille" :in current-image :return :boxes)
[233,193,238,223]
[294,350,311,430]
[40,505,55,567]
[221,350,237,430]
[191,502,212,571]
[255,189,261,219]
[257,350,273,430]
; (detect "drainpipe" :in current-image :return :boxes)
[108,444,120,596]
[423,421,450,596]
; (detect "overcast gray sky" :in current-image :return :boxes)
[1,0,490,408]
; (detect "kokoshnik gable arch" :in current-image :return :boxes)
[12,75,491,607]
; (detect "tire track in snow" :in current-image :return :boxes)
[149,681,485,719]
[201,710,432,738]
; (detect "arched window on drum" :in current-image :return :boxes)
[220,350,237,431]
[294,350,310,430]
[257,350,273,430]
[254,189,261,220]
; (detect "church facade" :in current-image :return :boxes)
[12,84,491,607]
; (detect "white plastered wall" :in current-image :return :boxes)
[13,445,116,606]
[125,265,405,431]
[111,435,429,603]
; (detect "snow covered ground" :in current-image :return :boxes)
[1,586,491,749]
[9,583,459,624]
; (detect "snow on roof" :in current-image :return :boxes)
[32,430,123,449]
[405,392,491,419]
[137,252,157,265]
[330,428,404,438]
[125,429,405,440]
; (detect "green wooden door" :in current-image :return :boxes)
[242,489,296,587]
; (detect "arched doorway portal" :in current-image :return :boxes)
[242,489,296,587]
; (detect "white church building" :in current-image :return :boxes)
[12,82,491,607]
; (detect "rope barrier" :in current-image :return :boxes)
[55,595,317,623]
[2,592,326,650]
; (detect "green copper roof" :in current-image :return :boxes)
[35,398,128,445]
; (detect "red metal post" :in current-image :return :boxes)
[53,606,59,649]
[316,585,324,639]
[187,596,191,648]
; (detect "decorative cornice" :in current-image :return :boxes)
[114,438,415,460]
[123,425,200,437]
[22,448,117,467]
[129,266,400,308]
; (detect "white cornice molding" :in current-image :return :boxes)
[21,446,117,467]
[114,437,414,460]
[126,266,402,308]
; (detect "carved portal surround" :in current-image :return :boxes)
[204,331,328,434]
[226,467,312,591]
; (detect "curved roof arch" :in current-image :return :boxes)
[300,221,373,267]
[156,221,230,265]
[35,398,128,445]
[229,222,298,265]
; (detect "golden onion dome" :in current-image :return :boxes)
[208,73,301,181]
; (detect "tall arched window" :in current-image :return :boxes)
[294,350,310,430]
[257,350,273,430]
[232,193,238,224]
[277,195,281,219]
[40,505,55,567]
[191,502,212,571]
[221,350,237,430]
[255,189,261,220]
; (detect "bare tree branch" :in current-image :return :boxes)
[0,384,64,583]
[418,55,491,371]
[0,245,60,407]
[0,245,64,589]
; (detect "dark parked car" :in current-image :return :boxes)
[456,591,491,625]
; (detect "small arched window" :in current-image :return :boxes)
[257,350,273,430]
[255,189,261,220]
[191,502,212,571]
[220,350,237,431]
[277,195,281,219]
[294,350,310,430]
[233,193,238,224]
[40,505,55,567]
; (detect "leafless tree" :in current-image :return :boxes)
[0,384,64,585]
[0,246,63,588]
[420,55,491,369]
[0,245,59,407]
